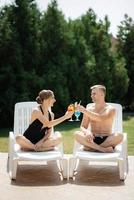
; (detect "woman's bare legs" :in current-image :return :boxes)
[16,135,35,151]
[16,132,62,152]
[36,132,62,151]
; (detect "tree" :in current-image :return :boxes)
[13,0,41,70]
[0,1,42,126]
[77,9,129,103]
[11,0,43,100]
[0,5,24,126]
[67,18,95,105]
[117,14,134,110]
[40,0,71,113]
[0,1,130,127]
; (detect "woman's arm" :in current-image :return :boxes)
[31,109,73,128]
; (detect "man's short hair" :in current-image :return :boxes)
[90,85,106,95]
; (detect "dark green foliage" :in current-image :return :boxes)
[0,0,131,127]
[40,0,72,114]
[0,1,41,126]
[117,15,134,110]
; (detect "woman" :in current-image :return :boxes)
[16,90,73,151]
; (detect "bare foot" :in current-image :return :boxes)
[103,146,114,153]
[35,146,55,152]
[21,147,34,151]
[83,146,97,152]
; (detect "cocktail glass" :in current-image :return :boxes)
[74,110,81,121]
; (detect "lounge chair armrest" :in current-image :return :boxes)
[115,132,127,155]
[9,131,16,154]
[8,131,16,172]
[54,131,64,155]
[54,131,60,136]
[73,140,81,155]
[121,132,127,157]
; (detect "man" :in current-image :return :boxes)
[75,85,123,153]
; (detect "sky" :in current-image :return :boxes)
[0,0,134,36]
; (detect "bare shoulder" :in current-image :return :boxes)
[86,103,95,111]
[106,104,116,115]
[32,106,41,117]
[106,104,116,111]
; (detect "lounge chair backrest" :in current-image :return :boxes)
[13,102,37,136]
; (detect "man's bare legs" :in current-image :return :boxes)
[77,133,123,152]
[100,133,123,148]
[74,131,114,153]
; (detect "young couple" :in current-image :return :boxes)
[16,85,123,153]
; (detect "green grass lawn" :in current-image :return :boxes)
[0,113,134,155]
[123,113,134,155]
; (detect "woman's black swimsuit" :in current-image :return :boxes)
[23,106,51,144]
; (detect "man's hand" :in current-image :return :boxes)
[85,133,94,142]
[77,105,86,113]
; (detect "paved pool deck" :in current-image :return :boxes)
[0,153,134,200]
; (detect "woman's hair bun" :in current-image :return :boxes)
[36,96,42,104]
[36,89,54,104]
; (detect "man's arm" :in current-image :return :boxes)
[79,109,95,143]
[80,112,93,135]
[81,113,90,128]
[78,105,116,122]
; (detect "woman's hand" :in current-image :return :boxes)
[35,140,44,151]
[64,111,74,119]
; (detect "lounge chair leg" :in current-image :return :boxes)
[7,154,9,173]
[69,158,79,179]
[61,156,69,180]
[118,158,126,181]
[56,159,64,180]
[9,158,18,180]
